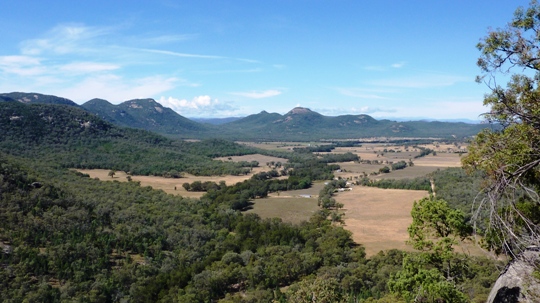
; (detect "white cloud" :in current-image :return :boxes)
[0,55,41,66]
[229,89,282,99]
[364,62,406,71]
[0,55,45,76]
[158,95,235,117]
[60,62,120,73]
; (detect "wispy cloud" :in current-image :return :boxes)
[229,89,282,99]
[60,62,120,73]
[0,55,45,76]
[363,62,406,71]
[135,48,260,63]
[21,24,113,56]
[136,48,225,59]
[391,61,406,68]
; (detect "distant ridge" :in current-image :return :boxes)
[222,106,489,140]
[190,117,243,125]
[0,92,492,140]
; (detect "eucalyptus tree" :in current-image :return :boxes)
[463,0,540,255]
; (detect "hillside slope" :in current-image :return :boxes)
[0,101,255,176]
[0,92,80,107]
[82,98,211,135]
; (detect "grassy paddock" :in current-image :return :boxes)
[245,181,326,224]
[335,186,429,256]
[245,197,319,225]
[214,154,288,165]
[76,167,280,199]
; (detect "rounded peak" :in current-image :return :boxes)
[86,98,112,105]
[127,98,157,104]
[286,107,314,115]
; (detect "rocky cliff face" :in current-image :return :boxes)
[487,247,540,303]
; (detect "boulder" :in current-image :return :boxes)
[487,247,540,303]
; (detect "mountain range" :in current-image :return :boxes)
[0,92,491,141]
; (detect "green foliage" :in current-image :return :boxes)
[388,254,468,303]
[359,176,431,191]
[391,160,408,171]
[0,154,361,302]
[408,197,472,253]
[379,166,390,174]
[387,197,498,302]
[464,0,540,254]
[318,180,346,210]
[413,146,433,158]
[287,276,351,303]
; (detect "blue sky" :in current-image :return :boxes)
[0,1,530,120]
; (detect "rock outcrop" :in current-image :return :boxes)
[487,247,540,303]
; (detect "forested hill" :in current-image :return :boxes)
[82,98,209,135]
[0,101,257,176]
[0,92,80,107]
[1,92,490,140]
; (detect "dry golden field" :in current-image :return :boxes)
[76,154,288,199]
[334,187,429,256]
[77,143,485,257]
[332,143,464,181]
[245,182,326,224]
